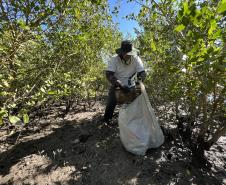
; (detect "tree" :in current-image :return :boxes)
[0,0,121,127]
[134,0,225,167]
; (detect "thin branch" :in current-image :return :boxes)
[133,0,164,16]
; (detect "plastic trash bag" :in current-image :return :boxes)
[118,82,164,155]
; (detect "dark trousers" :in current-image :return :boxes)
[104,86,117,122]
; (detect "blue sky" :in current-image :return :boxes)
[108,0,142,38]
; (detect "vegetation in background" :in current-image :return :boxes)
[0,0,121,127]
[134,0,225,166]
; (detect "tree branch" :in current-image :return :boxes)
[133,0,164,17]
[207,125,226,147]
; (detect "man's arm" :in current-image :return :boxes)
[105,71,130,93]
[135,56,146,81]
[106,70,122,87]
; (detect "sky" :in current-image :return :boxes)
[108,0,142,39]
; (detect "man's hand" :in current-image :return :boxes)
[115,79,123,88]
[115,80,130,93]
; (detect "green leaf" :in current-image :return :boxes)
[8,103,17,108]
[34,6,40,11]
[47,91,57,95]
[151,41,156,51]
[212,29,222,39]
[9,116,20,124]
[2,80,10,87]
[217,0,226,13]
[40,87,46,93]
[175,24,185,32]
[17,19,30,30]
[23,114,29,124]
[187,30,193,37]
[75,9,81,19]
[0,91,7,96]
[0,109,8,118]
[183,1,190,15]
[208,19,217,35]
[0,117,3,125]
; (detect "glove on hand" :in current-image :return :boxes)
[115,80,130,93]
[137,71,146,82]
[121,85,130,93]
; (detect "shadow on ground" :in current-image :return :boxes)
[0,109,225,185]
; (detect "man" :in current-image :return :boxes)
[103,40,146,124]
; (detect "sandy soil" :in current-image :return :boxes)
[0,102,225,185]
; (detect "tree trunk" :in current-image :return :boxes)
[199,93,209,138]
[191,125,226,168]
[191,136,212,168]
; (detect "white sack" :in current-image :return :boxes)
[118,82,164,155]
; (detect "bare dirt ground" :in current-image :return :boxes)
[0,101,225,185]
